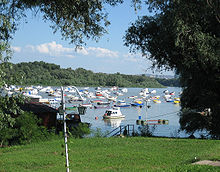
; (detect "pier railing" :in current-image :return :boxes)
[104,124,135,137]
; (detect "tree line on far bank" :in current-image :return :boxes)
[1,61,179,88]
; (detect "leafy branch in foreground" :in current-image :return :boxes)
[124,0,220,137]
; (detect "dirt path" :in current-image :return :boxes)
[193,160,220,167]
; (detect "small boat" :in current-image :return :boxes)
[97,101,110,105]
[173,98,180,104]
[95,91,103,96]
[150,89,156,94]
[163,90,169,94]
[131,100,144,106]
[114,104,130,107]
[106,96,117,102]
[91,99,103,103]
[174,100,180,104]
[114,100,130,107]
[166,98,174,102]
[170,92,175,95]
[103,107,125,119]
[121,88,128,93]
[128,96,137,99]
[94,105,110,109]
[79,103,93,108]
[153,99,161,103]
[151,96,160,99]
[115,92,123,96]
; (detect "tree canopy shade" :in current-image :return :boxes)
[0,0,126,86]
[1,0,125,45]
[124,0,220,138]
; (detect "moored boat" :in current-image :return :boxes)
[131,100,144,106]
[114,100,130,107]
[153,99,161,103]
[103,107,125,119]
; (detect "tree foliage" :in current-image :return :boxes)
[1,61,165,88]
[0,0,125,88]
[0,94,52,146]
[124,0,220,138]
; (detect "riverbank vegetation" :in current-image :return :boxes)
[124,1,220,138]
[1,137,220,171]
[1,61,166,88]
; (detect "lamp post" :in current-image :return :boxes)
[61,86,69,172]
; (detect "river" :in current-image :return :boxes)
[77,87,186,137]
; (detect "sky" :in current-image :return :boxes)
[11,1,174,76]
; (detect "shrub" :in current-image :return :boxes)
[11,111,50,145]
[69,123,91,138]
[138,125,156,137]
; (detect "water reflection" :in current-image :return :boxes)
[103,118,124,128]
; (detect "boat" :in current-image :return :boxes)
[121,88,128,93]
[165,98,174,102]
[97,101,110,105]
[91,99,103,103]
[150,89,156,94]
[95,91,103,96]
[151,96,160,99]
[153,99,161,103]
[174,100,180,104]
[103,107,125,119]
[79,103,93,108]
[115,92,123,96]
[131,100,144,106]
[114,104,130,107]
[128,96,137,99]
[170,92,175,95]
[163,90,169,94]
[103,118,124,127]
[94,105,110,109]
[106,95,117,102]
[114,100,130,107]
[173,98,180,104]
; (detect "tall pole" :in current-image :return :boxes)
[61,87,69,172]
[146,100,148,121]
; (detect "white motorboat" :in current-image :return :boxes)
[103,107,125,119]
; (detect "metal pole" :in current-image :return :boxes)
[61,87,70,172]
[146,101,148,121]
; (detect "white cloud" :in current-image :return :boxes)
[35,41,74,56]
[12,41,120,59]
[25,45,36,52]
[123,53,142,62]
[76,47,89,55]
[65,54,75,59]
[87,47,119,58]
[11,46,21,52]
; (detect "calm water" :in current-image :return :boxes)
[27,86,205,137]
[78,87,186,137]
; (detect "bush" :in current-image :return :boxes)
[69,123,91,138]
[11,111,50,145]
[138,125,156,137]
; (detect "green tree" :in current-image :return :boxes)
[0,0,126,87]
[124,0,220,138]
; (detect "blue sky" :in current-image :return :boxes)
[11,2,174,76]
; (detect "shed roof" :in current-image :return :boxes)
[20,102,58,114]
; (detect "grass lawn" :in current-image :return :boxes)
[1,137,220,171]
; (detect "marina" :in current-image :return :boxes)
[1,85,188,137]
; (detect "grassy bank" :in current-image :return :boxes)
[1,137,220,171]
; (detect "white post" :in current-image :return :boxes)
[61,86,70,172]
[146,101,148,121]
